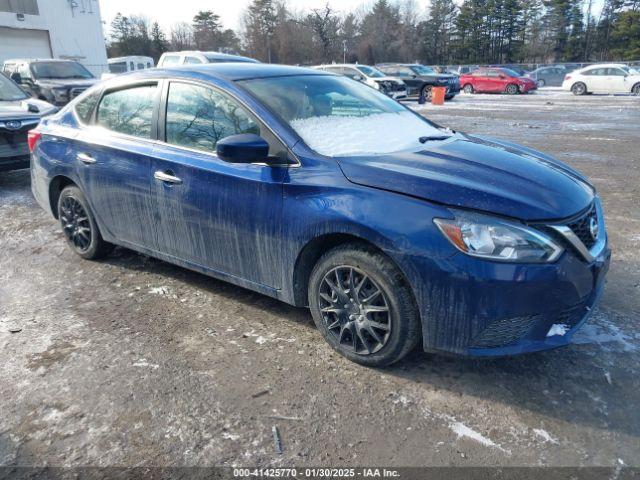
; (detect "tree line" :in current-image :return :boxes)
[107,0,640,66]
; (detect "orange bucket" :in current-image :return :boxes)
[432,86,446,105]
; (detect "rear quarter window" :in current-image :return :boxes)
[74,89,102,124]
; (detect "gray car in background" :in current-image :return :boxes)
[526,66,568,87]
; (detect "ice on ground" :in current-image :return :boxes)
[290,111,447,157]
[149,286,171,295]
[547,323,569,337]
[572,312,638,352]
[132,359,160,369]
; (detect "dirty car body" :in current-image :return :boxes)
[30,64,610,365]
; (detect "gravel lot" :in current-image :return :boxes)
[1,89,639,469]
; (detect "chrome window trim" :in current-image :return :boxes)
[549,197,607,263]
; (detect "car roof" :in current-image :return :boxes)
[109,56,154,63]
[582,63,626,69]
[3,58,79,64]
[110,63,327,83]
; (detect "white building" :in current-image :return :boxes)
[0,0,108,76]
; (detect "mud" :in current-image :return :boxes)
[1,89,639,467]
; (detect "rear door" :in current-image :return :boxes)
[73,82,160,249]
[149,79,287,287]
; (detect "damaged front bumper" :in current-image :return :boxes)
[404,238,611,357]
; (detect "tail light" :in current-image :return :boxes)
[564,75,571,81]
[27,129,41,153]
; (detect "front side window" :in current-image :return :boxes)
[356,65,385,78]
[31,61,93,79]
[0,73,28,101]
[165,82,259,153]
[411,65,435,75]
[240,74,446,157]
[185,57,203,64]
[608,68,626,76]
[97,84,157,138]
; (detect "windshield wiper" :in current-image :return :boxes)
[419,135,452,143]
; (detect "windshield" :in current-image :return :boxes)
[240,74,446,157]
[411,65,435,75]
[621,66,639,75]
[501,68,522,77]
[0,73,28,101]
[356,65,385,78]
[31,61,94,79]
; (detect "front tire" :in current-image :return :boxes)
[421,85,433,101]
[537,79,546,87]
[505,83,519,94]
[308,244,421,367]
[632,83,640,95]
[572,82,587,95]
[463,84,474,94]
[58,186,113,260]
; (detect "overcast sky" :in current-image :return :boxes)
[98,0,429,33]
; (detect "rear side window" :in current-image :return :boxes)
[74,89,101,124]
[108,62,126,74]
[165,82,259,153]
[97,84,157,138]
[185,57,203,64]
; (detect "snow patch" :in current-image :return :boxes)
[572,313,638,352]
[547,323,569,337]
[133,359,159,369]
[290,111,448,157]
[533,428,559,444]
[148,286,171,295]
[222,432,240,441]
[448,420,508,453]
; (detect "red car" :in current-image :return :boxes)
[459,68,537,94]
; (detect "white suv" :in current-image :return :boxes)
[313,64,407,99]
[562,63,640,95]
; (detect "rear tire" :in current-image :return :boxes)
[58,186,113,260]
[463,84,474,94]
[632,83,640,95]
[308,243,421,367]
[572,82,587,95]
[505,83,519,95]
[537,79,546,87]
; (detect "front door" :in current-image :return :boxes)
[150,80,286,288]
[73,82,160,249]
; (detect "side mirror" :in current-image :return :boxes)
[216,133,269,164]
[499,74,506,79]
[10,72,22,84]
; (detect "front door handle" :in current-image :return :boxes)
[77,153,96,164]
[154,170,182,184]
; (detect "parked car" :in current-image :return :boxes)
[108,56,154,74]
[525,66,567,87]
[459,67,537,94]
[562,64,640,95]
[2,59,98,106]
[0,72,56,172]
[313,64,407,99]
[29,64,610,366]
[157,51,258,67]
[377,63,460,100]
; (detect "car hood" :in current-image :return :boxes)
[0,98,57,119]
[335,133,594,221]
[36,78,97,89]
[373,76,405,84]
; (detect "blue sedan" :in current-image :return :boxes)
[29,64,610,366]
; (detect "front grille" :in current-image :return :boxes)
[470,314,541,348]
[70,87,87,99]
[568,204,598,249]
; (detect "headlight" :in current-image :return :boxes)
[52,88,69,101]
[434,211,563,263]
[372,82,381,90]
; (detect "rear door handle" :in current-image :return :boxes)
[77,153,96,164]
[154,170,182,184]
